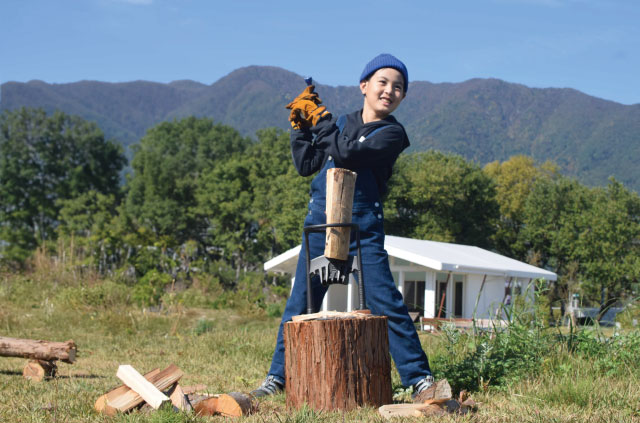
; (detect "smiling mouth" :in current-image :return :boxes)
[380,97,393,105]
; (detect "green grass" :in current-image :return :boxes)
[1,269,640,422]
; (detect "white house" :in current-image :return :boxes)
[264,235,557,320]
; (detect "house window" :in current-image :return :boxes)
[404,281,425,313]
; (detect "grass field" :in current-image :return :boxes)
[1,268,640,422]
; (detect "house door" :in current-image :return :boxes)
[434,273,465,318]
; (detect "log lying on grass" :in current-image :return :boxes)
[0,337,76,363]
[23,359,57,382]
[193,392,255,417]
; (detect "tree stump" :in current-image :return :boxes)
[284,314,391,411]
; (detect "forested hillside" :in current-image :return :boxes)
[2,66,639,190]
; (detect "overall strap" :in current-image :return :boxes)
[336,115,347,134]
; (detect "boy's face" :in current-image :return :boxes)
[360,68,406,119]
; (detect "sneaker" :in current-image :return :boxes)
[251,375,284,398]
[411,375,434,400]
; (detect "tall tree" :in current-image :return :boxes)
[484,155,559,260]
[385,151,499,248]
[575,179,640,312]
[249,128,311,259]
[0,108,125,263]
[124,117,251,246]
[520,176,592,314]
[195,156,257,273]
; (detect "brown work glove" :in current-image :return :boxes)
[286,99,330,130]
[286,84,332,129]
[286,85,321,108]
[287,108,310,130]
[307,104,331,126]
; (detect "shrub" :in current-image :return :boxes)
[56,280,131,309]
[132,269,172,306]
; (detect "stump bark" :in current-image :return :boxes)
[284,314,392,411]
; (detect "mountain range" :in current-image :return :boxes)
[2,66,639,191]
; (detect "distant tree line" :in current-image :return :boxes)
[1,108,639,314]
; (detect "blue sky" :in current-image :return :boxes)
[2,0,638,105]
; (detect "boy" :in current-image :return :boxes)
[253,54,433,398]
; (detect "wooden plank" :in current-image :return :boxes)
[94,368,161,415]
[324,168,357,260]
[116,365,170,409]
[0,337,76,363]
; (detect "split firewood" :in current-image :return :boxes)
[167,383,192,412]
[95,368,161,415]
[23,359,57,382]
[412,379,452,403]
[378,403,445,419]
[95,364,183,415]
[0,336,76,363]
[325,168,357,260]
[193,392,256,417]
[116,365,170,409]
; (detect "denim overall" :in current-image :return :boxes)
[267,154,432,388]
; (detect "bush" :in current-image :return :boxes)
[567,328,640,377]
[616,302,640,329]
[432,318,551,393]
[132,269,172,306]
[56,280,131,309]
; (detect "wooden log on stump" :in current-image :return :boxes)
[23,359,57,382]
[0,337,76,363]
[284,314,392,411]
[325,168,357,260]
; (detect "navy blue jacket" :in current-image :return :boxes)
[290,110,410,196]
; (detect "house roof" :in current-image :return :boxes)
[264,235,557,281]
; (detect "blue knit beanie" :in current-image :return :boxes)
[359,54,409,93]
